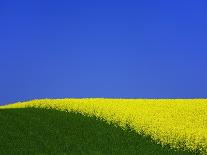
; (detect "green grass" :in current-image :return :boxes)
[0,108,197,155]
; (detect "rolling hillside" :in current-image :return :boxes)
[0,98,206,154]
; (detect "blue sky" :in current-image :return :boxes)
[1,0,207,104]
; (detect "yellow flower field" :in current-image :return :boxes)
[1,98,207,153]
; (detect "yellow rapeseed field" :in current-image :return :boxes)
[1,98,207,153]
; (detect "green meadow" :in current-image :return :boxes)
[0,107,197,155]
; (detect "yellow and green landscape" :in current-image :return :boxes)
[0,98,206,154]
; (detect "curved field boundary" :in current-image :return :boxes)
[1,98,207,154]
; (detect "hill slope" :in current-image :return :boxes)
[0,107,194,154]
[1,98,207,153]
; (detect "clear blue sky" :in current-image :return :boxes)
[1,0,207,104]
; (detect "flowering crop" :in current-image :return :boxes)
[1,98,207,153]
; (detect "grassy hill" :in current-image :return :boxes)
[1,98,206,154]
[0,107,195,155]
